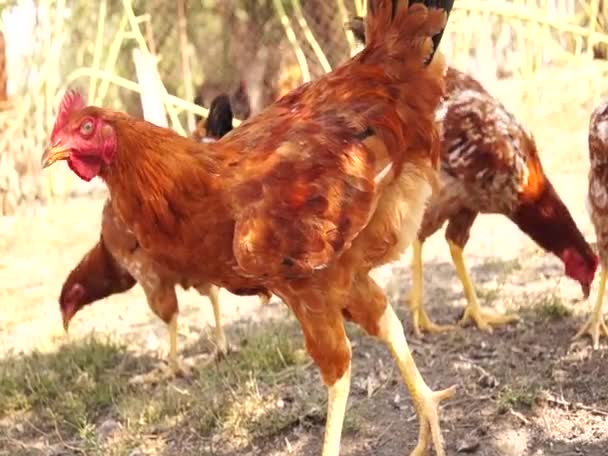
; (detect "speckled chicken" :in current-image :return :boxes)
[576,101,608,348]
[409,68,598,335]
[347,18,598,335]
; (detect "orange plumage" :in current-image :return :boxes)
[44,2,455,454]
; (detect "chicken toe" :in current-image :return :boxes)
[575,317,608,350]
[458,304,519,332]
[410,301,458,337]
[409,386,457,456]
[449,240,518,332]
[128,360,191,385]
[574,268,607,349]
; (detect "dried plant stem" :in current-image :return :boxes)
[177,0,195,132]
[273,0,311,82]
[291,0,332,73]
[88,0,106,103]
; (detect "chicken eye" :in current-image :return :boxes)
[80,119,94,136]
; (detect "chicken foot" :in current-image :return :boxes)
[574,268,608,349]
[408,240,457,336]
[448,240,519,332]
[130,285,227,385]
[378,304,456,456]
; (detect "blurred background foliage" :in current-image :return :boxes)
[0,0,607,213]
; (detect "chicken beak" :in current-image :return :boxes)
[582,283,591,299]
[62,315,70,333]
[41,145,70,169]
[61,307,75,333]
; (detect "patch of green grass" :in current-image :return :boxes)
[0,336,127,428]
[188,322,318,448]
[534,294,572,320]
[497,383,541,413]
[0,321,319,455]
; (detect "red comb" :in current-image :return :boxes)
[51,89,87,138]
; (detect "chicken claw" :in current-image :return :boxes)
[409,298,458,337]
[128,359,192,385]
[409,385,457,456]
[449,240,518,332]
[574,268,607,349]
[458,305,519,333]
[574,316,608,350]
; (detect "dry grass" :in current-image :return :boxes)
[0,320,322,456]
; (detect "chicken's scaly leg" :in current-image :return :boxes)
[448,240,518,332]
[408,240,456,336]
[129,313,187,385]
[574,267,608,349]
[378,305,456,456]
[208,285,228,356]
[321,352,352,456]
[168,313,182,374]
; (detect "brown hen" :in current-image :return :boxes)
[59,94,259,383]
[43,2,455,454]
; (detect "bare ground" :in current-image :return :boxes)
[1,108,607,456]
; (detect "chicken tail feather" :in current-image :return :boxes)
[363,0,454,66]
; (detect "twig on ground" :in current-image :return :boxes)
[543,392,608,417]
[509,408,531,425]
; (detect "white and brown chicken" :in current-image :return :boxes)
[579,101,608,348]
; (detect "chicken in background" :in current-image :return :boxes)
[348,18,598,336]
[42,1,455,454]
[577,101,608,349]
[58,94,262,384]
[194,79,251,124]
[191,94,236,143]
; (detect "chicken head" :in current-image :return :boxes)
[41,90,117,181]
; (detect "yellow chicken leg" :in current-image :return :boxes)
[168,314,184,374]
[208,285,228,356]
[574,268,608,349]
[378,305,456,456]
[408,240,457,336]
[129,314,188,385]
[321,346,352,456]
[448,240,518,332]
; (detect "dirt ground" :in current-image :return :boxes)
[1,107,608,456]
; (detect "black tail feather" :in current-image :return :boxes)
[206,94,234,139]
